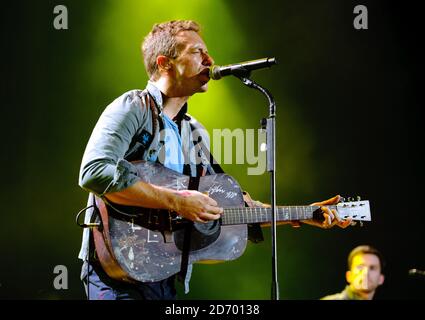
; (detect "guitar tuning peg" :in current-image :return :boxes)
[357,196,361,201]
[360,221,364,227]
[349,197,354,202]
[340,197,346,203]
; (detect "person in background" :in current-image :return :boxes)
[321,245,385,300]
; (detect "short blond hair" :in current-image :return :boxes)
[142,20,201,79]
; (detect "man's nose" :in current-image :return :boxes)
[203,53,214,66]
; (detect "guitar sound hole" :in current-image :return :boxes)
[174,220,221,252]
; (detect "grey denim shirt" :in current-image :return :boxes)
[77,82,213,292]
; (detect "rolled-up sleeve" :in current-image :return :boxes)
[78,90,147,196]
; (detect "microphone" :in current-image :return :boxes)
[209,57,277,80]
[408,269,425,277]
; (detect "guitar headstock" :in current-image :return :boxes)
[337,197,371,222]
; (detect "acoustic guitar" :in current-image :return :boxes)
[92,161,371,283]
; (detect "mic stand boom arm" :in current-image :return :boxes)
[234,69,279,300]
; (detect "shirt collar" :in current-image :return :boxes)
[343,285,365,300]
[146,80,189,121]
[146,81,163,111]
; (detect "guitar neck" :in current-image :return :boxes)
[221,200,371,225]
[222,206,323,225]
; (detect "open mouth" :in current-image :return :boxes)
[200,68,210,79]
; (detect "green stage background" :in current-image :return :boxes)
[1,0,423,299]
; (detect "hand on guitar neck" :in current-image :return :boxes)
[243,192,352,229]
[305,195,353,229]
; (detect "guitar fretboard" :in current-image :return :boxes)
[221,205,327,225]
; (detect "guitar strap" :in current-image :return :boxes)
[126,91,197,282]
[75,193,101,300]
[124,90,161,162]
[177,175,201,285]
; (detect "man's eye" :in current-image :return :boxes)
[193,49,206,55]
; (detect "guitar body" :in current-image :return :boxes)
[93,161,248,283]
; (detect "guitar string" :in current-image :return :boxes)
[221,204,363,224]
[221,206,320,224]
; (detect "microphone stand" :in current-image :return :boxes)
[233,68,279,300]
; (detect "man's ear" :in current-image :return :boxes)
[378,274,385,285]
[156,55,172,73]
[346,270,352,284]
